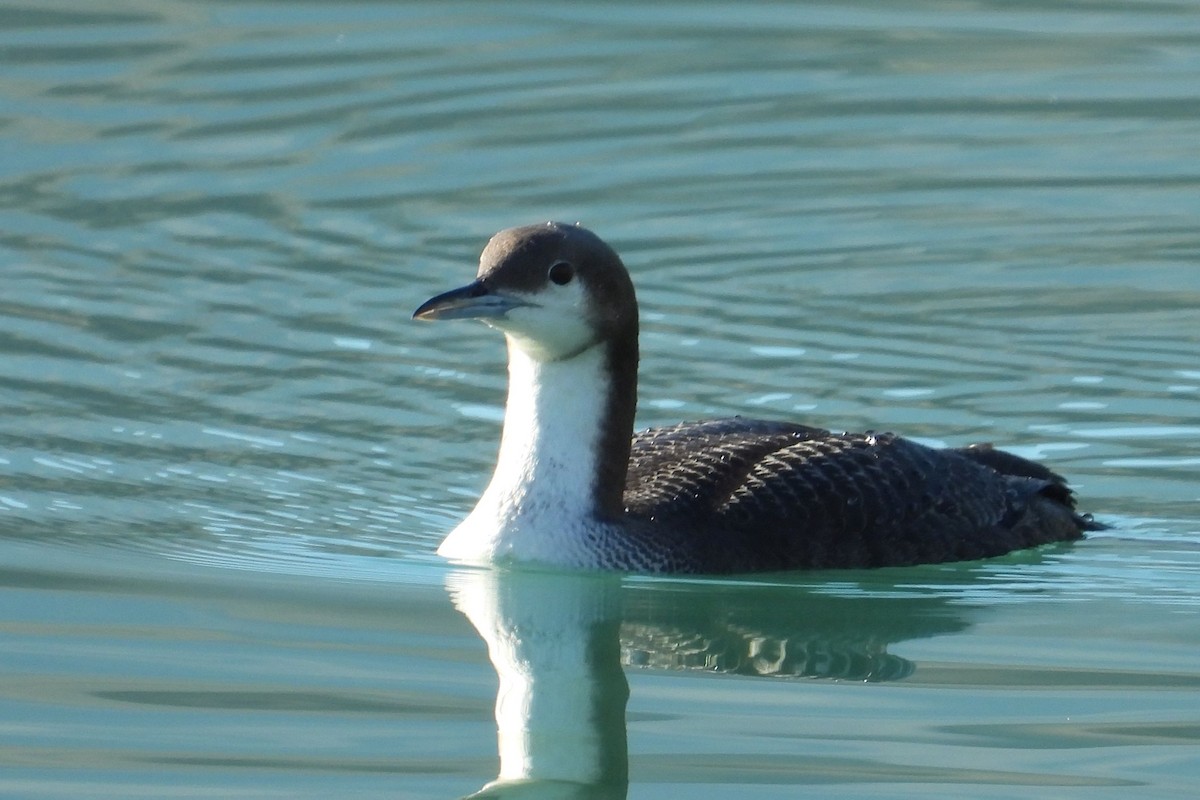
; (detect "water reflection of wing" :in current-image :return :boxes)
[621,624,913,681]
[619,581,972,681]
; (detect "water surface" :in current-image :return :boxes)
[2,1,1198,797]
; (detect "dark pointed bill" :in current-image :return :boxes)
[412,280,532,321]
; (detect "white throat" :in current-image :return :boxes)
[437,340,617,567]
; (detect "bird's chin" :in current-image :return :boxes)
[502,330,601,363]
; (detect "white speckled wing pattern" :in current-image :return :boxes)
[623,417,1087,572]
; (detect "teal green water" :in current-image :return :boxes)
[2,1,1199,797]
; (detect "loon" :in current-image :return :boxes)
[413,222,1098,574]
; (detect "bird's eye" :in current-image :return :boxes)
[548,261,574,286]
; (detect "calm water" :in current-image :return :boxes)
[2,1,1199,797]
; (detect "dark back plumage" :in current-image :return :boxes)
[623,417,1092,573]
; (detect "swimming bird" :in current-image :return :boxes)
[413,222,1098,573]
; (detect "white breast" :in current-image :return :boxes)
[437,342,617,568]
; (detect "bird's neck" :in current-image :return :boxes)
[494,336,637,519]
[437,331,638,566]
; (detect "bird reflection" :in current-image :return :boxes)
[446,568,973,798]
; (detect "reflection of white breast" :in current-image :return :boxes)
[447,569,627,789]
